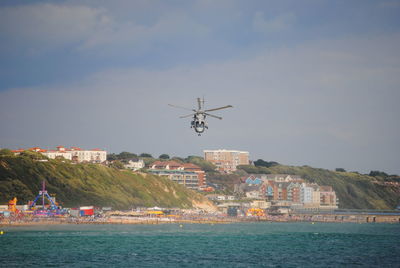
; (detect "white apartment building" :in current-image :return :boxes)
[300,183,320,205]
[300,185,314,204]
[149,169,199,190]
[204,149,249,173]
[42,150,72,160]
[68,147,107,163]
[123,159,145,171]
[14,146,107,163]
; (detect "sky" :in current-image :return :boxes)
[0,0,400,174]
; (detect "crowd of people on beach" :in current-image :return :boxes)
[2,209,399,225]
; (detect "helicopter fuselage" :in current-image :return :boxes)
[169,97,232,136]
[191,113,208,134]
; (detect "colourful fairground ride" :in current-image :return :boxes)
[28,181,68,217]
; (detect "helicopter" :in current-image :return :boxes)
[169,97,233,136]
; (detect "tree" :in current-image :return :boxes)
[335,168,346,172]
[107,153,118,161]
[159,154,170,160]
[0,149,13,156]
[171,157,184,163]
[186,156,217,172]
[369,170,388,177]
[142,158,157,166]
[118,151,137,160]
[237,165,270,174]
[139,153,153,158]
[253,159,279,168]
[237,165,259,174]
[109,160,124,169]
[254,159,268,167]
[19,151,47,160]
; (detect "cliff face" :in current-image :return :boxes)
[0,153,215,210]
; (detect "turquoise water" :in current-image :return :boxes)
[0,222,399,267]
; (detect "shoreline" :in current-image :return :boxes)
[1,213,399,227]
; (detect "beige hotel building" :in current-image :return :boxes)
[204,149,249,173]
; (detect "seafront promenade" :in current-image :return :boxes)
[1,211,399,226]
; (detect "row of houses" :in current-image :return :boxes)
[235,174,338,210]
[12,146,107,163]
[148,161,206,190]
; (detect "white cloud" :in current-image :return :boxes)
[0,3,210,55]
[253,11,295,33]
[0,4,108,49]
[79,11,210,51]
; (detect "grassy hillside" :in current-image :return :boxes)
[0,151,212,210]
[208,164,399,209]
[263,165,399,210]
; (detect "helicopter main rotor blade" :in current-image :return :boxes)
[205,105,233,112]
[205,113,222,120]
[197,98,202,110]
[168,104,196,112]
[179,113,195,118]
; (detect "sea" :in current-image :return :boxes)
[0,222,399,267]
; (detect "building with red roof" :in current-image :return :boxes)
[150,161,184,170]
[149,161,206,189]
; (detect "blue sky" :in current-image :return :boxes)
[1,0,400,174]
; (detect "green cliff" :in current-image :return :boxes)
[0,151,213,210]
